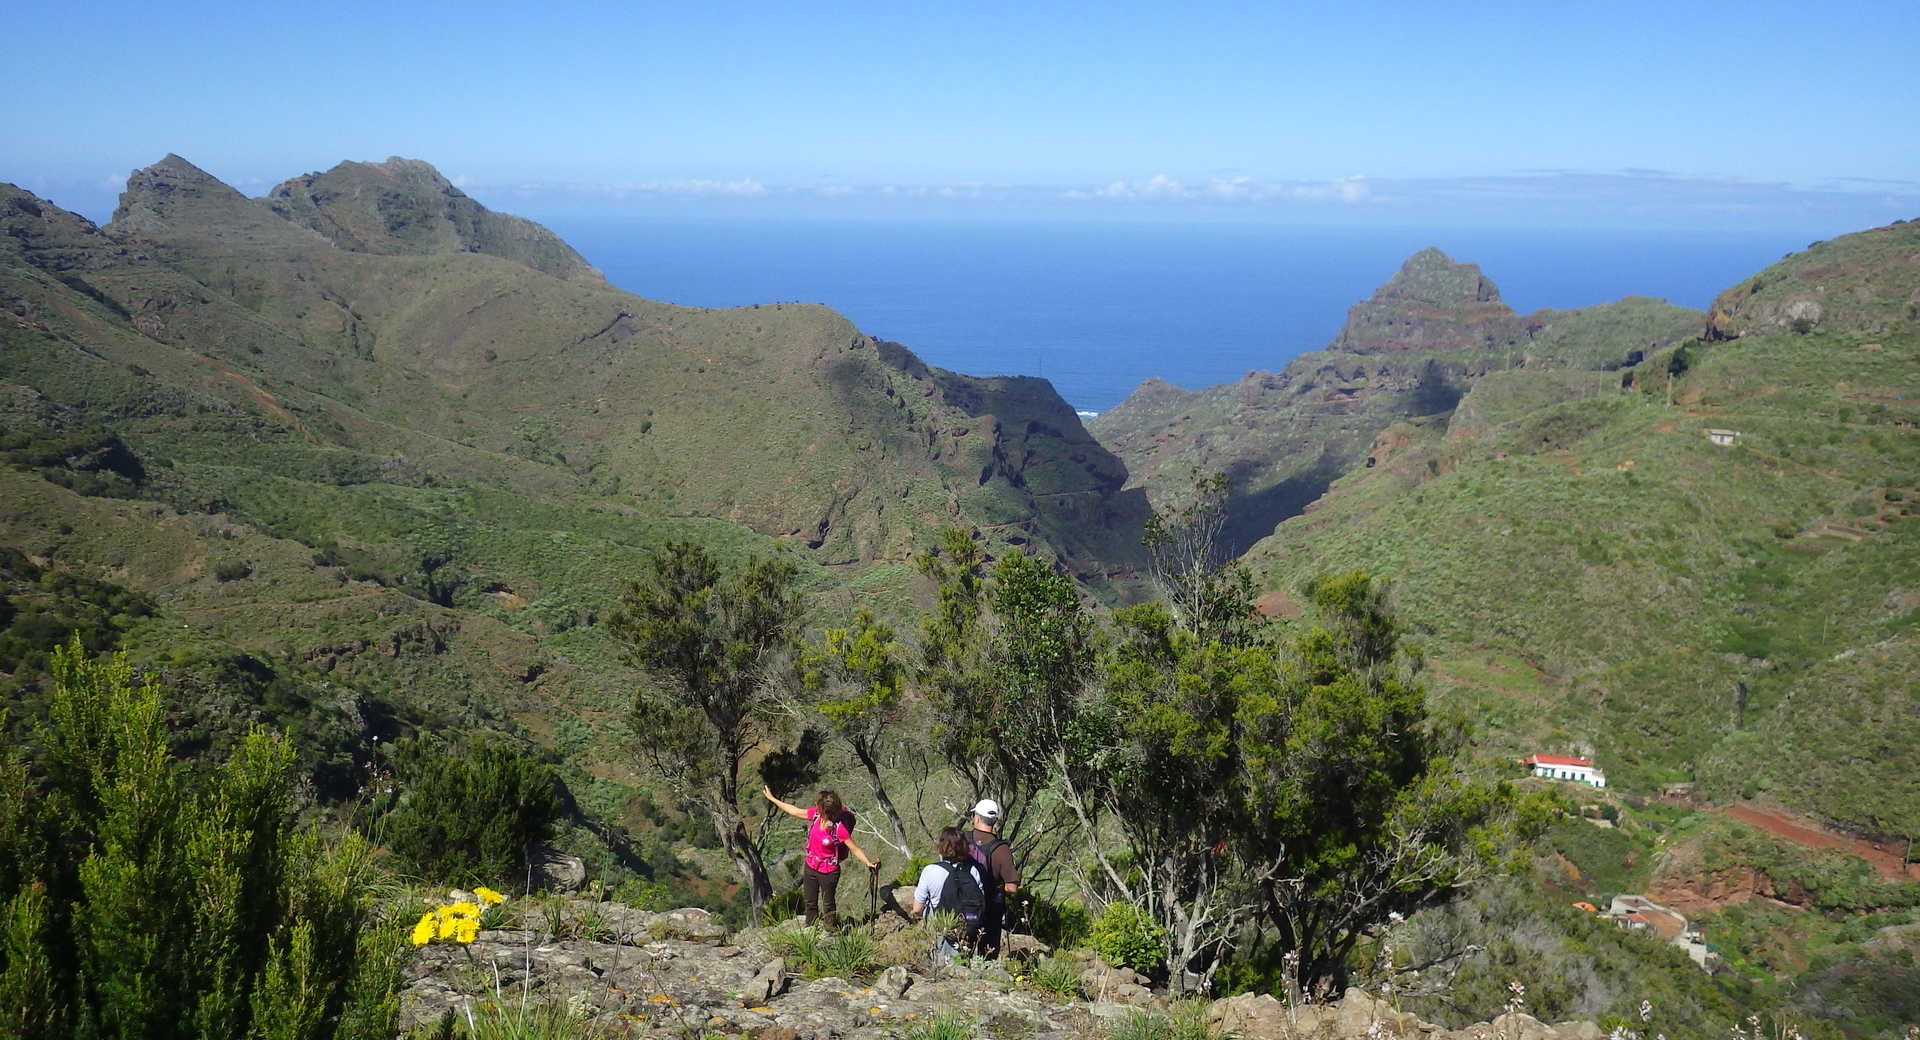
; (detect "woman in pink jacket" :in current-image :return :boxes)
[762,786,879,928]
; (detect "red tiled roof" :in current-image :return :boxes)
[1525,754,1594,768]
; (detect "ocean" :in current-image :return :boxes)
[537,218,1811,415]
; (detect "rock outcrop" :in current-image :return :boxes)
[1333,248,1516,355]
[402,898,1608,1040]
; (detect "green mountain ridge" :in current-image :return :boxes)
[6,155,1148,582]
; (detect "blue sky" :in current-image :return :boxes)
[6,0,1916,231]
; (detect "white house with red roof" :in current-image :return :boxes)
[1524,753,1607,787]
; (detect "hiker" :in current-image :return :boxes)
[910,825,987,963]
[762,786,879,928]
[968,798,1019,958]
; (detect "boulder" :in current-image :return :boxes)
[1487,1012,1559,1040]
[1324,989,1428,1038]
[878,964,913,999]
[746,957,788,1005]
[527,845,588,892]
[1208,992,1298,1040]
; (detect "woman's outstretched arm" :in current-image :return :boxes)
[761,786,810,820]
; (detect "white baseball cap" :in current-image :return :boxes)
[971,799,1002,821]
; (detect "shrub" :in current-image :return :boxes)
[1090,901,1168,976]
[1027,894,1093,950]
[0,640,402,1039]
[213,559,253,582]
[374,739,560,890]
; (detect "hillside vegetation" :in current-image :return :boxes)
[1239,222,1920,842]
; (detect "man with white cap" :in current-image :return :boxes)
[968,798,1019,958]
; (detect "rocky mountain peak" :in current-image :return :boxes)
[109,154,250,235]
[1382,248,1503,307]
[1333,247,1515,354]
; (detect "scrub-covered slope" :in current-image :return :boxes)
[1242,221,1920,840]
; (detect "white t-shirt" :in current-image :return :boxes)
[913,859,984,913]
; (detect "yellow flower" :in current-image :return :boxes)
[453,917,479,943]
[410,913,436,946]
[437,913,461,941]
[446,901,481,918]
[474,886,507,906]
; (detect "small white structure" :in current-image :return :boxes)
[1704,428,1741,447]
[1524,753,1607,787]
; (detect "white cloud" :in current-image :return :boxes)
[1089,174,1190,200]
[604,177,769,198]
[1070,174,1370,204]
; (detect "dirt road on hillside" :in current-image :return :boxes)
[1722,804,1920,882]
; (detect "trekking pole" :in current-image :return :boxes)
[868,864,880,922]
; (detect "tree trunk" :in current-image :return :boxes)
[851,740,911,855]
[713,808,774,921]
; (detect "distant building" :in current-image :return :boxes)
[1604,895,1719,969]
[1523,753,1607,787]
[1704,428,1741,447]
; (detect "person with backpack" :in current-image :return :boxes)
[763,786,879,928]
[968,798,1019,958]
[911,826,986,963]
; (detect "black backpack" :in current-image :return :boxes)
[936,859,986,937]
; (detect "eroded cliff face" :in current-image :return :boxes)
[1334,248,1516,355]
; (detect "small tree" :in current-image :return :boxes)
[1238,572,1520,993]
[1070,571,1526,995]
[1071,602,1269,992]
[800,609,912,853]
[1141,470,1259,648]
[607,542,805,920]
[917,531,1093,856]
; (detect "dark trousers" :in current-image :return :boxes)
[977,898,1006,958]
[802,866,841,927]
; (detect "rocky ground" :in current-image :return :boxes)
[402,894,1611,1040]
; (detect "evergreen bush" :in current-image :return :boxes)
[374,738,559,890]
[0,639,402,1040]
[1090,901,1168,976]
